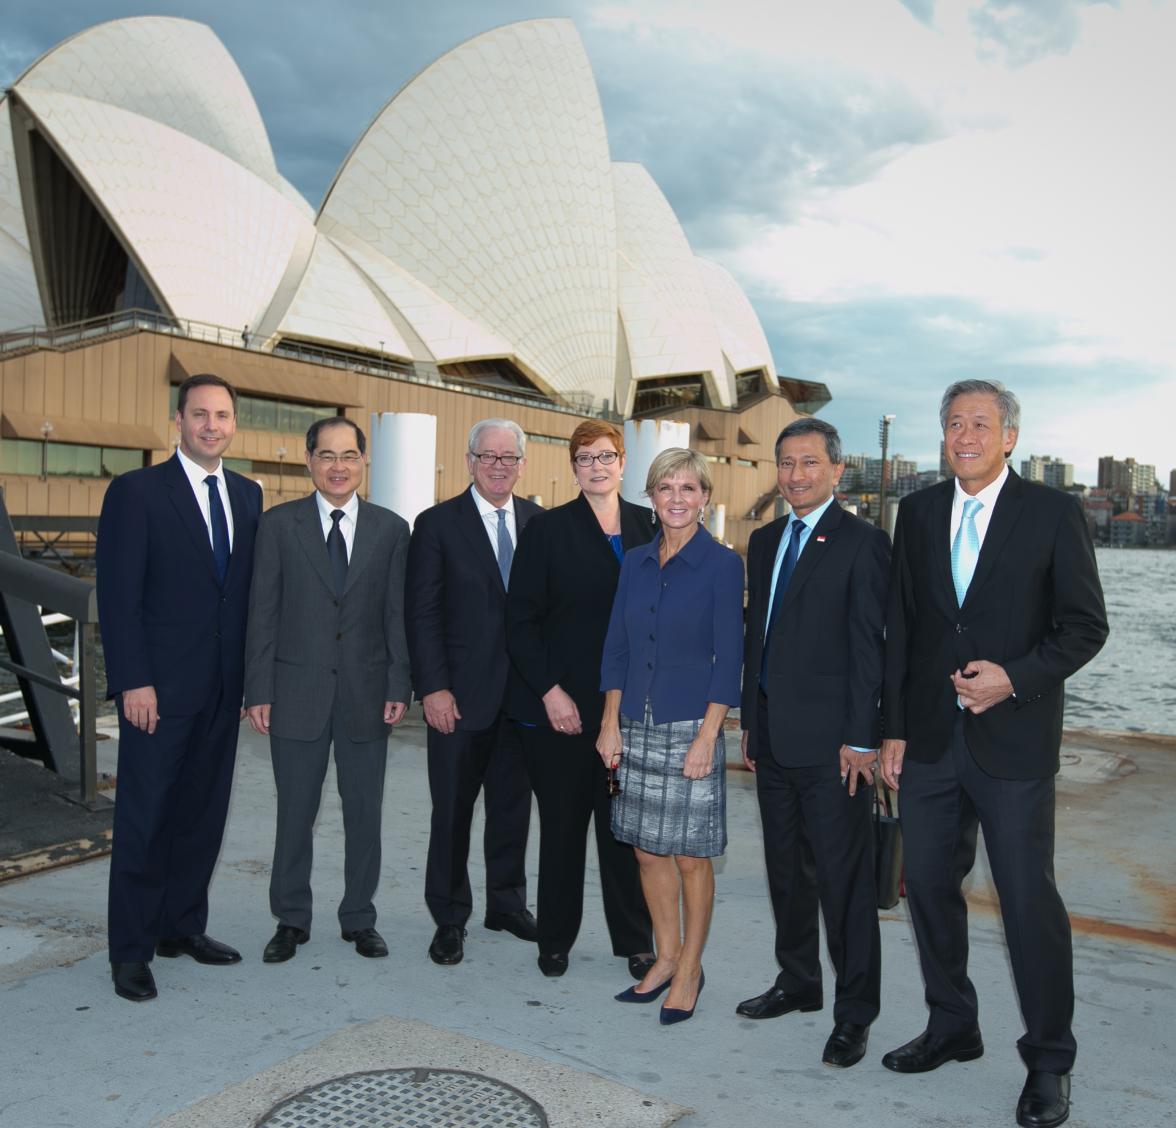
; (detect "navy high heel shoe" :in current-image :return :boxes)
[660,968,705,1025]
[615,975,673,1003]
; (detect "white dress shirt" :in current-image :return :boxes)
[176,446,234,549]
[315,490,359,560]
[470,484,516,565]
[949,464,1009,553]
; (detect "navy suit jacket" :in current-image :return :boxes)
[883,471,1108,779]
[405,488,543,731]
[742,501,890,767]
[97,455,262,716]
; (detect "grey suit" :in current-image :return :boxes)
[245,493,411,933]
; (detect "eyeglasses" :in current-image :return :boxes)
[573,450,620,467]
[312,451,363,465]
[606,764,622,797]
[472,453,522,466]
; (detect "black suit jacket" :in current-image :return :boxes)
[883,471,1108,779]
[505,493,654,730]
[405,488,543,731]
[743,501,890,766]
[97,454,261,715]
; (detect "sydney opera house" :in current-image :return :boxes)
[0,16,828,553]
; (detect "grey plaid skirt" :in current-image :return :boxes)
[611,705,727,858]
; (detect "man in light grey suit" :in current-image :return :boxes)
[245,417,411,963]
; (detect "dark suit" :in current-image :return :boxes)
[97,455,261,963]
[406,487,540,929]
[244,493,411,934]
[742,500,889,1024]
[884,471,1108,1072]
[505,493,654,957]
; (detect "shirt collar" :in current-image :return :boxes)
[953,463,1009,511]
[315,490,359,522]
[176,446,223,486]
[791,493,836,531]
[469,483,512,520]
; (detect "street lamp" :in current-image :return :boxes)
[878,414,896,532]
[39,420,54,480]
[275,445,287,495]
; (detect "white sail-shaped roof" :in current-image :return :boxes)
[613,162,734,407]
[696,256,778,386]
[0,99,43,331]
[318,19,617,404]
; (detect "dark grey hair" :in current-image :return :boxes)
[939,380,1020,434]
[774,418,843,465]
[306,416,365,454]
[468,418,526,457]
[644,447,713,496]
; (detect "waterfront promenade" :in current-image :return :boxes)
[0,714,1172,1127]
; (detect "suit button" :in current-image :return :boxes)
[649,634,655,641]
[649,606,655,613]
[331,668,337,675]
[336,632,343,640]
[955,623,962,633]
[647,662,653,669]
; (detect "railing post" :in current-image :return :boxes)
[77,621,99,807]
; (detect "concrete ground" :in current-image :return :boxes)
[0,716,1172,1128]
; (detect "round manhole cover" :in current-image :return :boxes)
[258,1068,548,1127]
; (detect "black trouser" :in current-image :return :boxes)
[424,713,532,927]
[520,723,652,957]
[900,715,1076,1073]
[753,692,881,1025]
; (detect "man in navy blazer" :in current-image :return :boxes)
[406,418,540,966]
[97,373,261,1002]
[739,418,890,1070]
[881,381,1107,1128]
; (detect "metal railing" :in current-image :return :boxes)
[0,552,102,808]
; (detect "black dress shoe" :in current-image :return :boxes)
[735,984,823,1019]
[882,1027,984,1073]
[1016,1071,1071,1128]
[341,927,388,958]
[263,925,308,963]
[538,952,569,977]
[822,1022,870,1068]
[111,961,157,1001]
[429,924,466,965]
[627,952,656,980]
[484,909,538,942]
[155,933,242,965]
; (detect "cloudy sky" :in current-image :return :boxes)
[4,0,1173,483]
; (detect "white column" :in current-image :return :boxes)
[369,412,437,530]
[707,502,726,542]
[621,418,691,508]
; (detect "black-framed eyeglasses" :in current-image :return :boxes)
[313,451,363,465]
[472,452,521,466]
[574,450,619,467]
[606,764,622,797]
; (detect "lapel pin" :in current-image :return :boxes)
[816,535,827,543]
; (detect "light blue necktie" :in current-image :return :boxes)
[951,498,982,606]
[496,508,513,587]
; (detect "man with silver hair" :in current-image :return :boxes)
[406,418,541,966]
[881,379,1108,1128]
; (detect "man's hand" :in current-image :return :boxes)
[839,745,877,797]
[122,685,159,734]
[422,689,461,734]
[246,703,271,735]
[741,729,756,773]
[880,738,906,791]
[384,701,408,726]
[952,660,1013,714]
[542,685,582,735]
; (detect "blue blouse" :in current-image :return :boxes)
[600,524,745,724]
[606,532,624,562]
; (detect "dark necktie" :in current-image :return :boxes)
[759,518,806,689]
[327,509,348,596]
[205,475,230,585]
[496,508,514,587]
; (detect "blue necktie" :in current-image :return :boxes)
[496,508,514,588]
[205,475,229,585]
[760,518,805,688]
[327,509,348,596]
[951,498,982,606]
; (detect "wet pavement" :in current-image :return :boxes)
[0,716,1172,1127]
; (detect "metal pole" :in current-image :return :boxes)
[77,621,99,807]
[878,414,895,532]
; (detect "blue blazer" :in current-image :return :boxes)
[600,525,744,724]
[97,454,262,717]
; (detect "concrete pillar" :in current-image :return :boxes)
[621,418,690,509]
[369,412,436,530]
